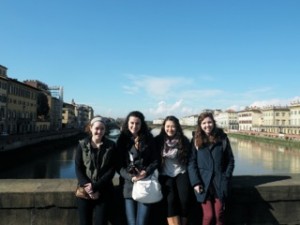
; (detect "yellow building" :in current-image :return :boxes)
[62,102,76,129]
[6,78,39,134]
[260,106,290,133]
[238,108,262,131]
[289,101,300,134]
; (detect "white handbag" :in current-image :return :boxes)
[132,169,163,204]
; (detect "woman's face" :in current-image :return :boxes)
[200,116,214,135]
[164,120,176,138]
[128,116,141,137]
[90,121,106,140]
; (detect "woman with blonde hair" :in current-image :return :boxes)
[75,116,117,225]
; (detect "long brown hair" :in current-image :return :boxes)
[194,112,224,149]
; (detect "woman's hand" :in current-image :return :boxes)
[194,184,204,193]
[84,183,92,194]
[131,170,147,182]
[84,183,100,200]
[89,191,100,200]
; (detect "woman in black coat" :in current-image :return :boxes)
[116,111,159,225]
[188,112,234,225]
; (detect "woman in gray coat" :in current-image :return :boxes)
[188,112,234,225]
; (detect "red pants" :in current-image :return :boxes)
[201,198,225,225]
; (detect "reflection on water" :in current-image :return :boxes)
[230,137,300,175]
[0,145,77,179]
[1,129,300,178]
[154,128,300,175]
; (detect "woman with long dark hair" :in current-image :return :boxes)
[154,115,192,225]
[116,111,159,225]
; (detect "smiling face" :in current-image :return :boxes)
[164,120,177,138]
[128,116,141,137]
[90,121,106,141]
[200,116,214,136]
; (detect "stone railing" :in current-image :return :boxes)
[1,174,300,225]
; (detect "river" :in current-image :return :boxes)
[0,129,300,178]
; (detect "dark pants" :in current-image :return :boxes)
[77,197,108,225]
[160,172,191,217]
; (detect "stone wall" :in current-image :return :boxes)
[1,174,300,225]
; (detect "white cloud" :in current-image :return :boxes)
[123,74,192,98]
[243,87,273,96]
[148,99,198,119]
[149,100,181,117]
[122,85,139,94]
[226,105,243,111]
[180,89,224,99]
[118,74,300,119]
[249,98,294,108]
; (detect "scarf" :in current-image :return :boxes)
[134,136,140,150]
[163,138,178,159]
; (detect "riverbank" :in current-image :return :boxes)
[228,131,300,148]
[152,124,300,146]
[0,131,86,171]
[0,129,84,152]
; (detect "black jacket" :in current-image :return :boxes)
[116,132,159,198]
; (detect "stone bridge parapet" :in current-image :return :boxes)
[1,174,300,225]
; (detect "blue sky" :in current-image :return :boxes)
[1,0,299,120]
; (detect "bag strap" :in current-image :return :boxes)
[129,151,134,162]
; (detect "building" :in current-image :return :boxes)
[0,65,8,133]
[260,106,290,133]
[214,110,239,131]
[153,118,164,125]
[180,115,198,126]
[238,108,262,131]
[25,80,64,131]
[6,78,39,134]
[62,102,76,129]
[74,102,94,130]
[289,101,300,134]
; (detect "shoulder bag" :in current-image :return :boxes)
[132,169,163,204]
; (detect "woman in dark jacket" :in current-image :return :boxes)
[188,112,234,225]
[154,115,192,225]
[116,111,159,225]
[75,116,117,225]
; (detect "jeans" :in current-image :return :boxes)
[125,198,151,225]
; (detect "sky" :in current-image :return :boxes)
[1,0,300,120]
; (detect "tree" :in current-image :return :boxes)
[37,92,50,118]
